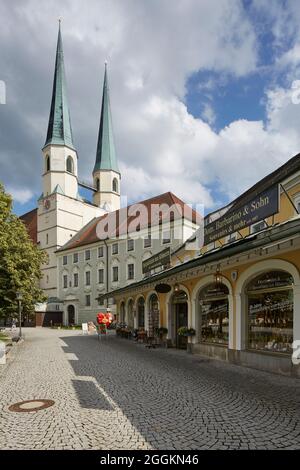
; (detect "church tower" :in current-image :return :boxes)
[93,63,121,211]
[42,21,78,199]
[37,23,104,305]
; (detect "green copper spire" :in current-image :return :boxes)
[44,22,75,150]
[93,63,119,173]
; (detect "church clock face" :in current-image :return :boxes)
[44,199,51,210]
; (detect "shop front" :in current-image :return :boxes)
[126,299,134,329]
[170,290,189,349]
[199,283,229,346]
[137,297,145,329]
[246,270,293,354]
[147,293,160,338]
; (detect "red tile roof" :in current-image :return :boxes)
[58,191,201,252]
[20,208,38,244]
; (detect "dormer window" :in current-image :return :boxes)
[66,156,74,174]
[112,178,118,193]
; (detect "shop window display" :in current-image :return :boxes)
[247,271,293,354]
[199,283,229,345]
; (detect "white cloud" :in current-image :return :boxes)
[201,103,216,126]
[4,0,300,215]
[7,187,34,204]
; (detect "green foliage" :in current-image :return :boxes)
[0,182,47,320]
[177,327,196,336]
[154,326,168,336]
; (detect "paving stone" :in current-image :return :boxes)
[0,328,300,450]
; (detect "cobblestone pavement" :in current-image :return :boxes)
[0,328,300,450]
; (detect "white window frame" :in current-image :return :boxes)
[73,272,79,288]
[250,220,267,234]
[112,265,119,282]
[127,263,135,280]
[85,270,91,286]
[127,239,134,252]
[112,243,118,255]
[85,294,91,307]
[98,268,104,284]
[144,234,152,248]
[293,194,300,215]
[73,253,78,263]
[162,230,171,245]
[63,255,68,266]
[98,246,104,258]
[85,250,91,261]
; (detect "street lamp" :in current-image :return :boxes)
[16,292,23,338]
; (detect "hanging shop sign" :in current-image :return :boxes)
[204,185,279,245]
[155,283,171,293]
[142,247,171,274]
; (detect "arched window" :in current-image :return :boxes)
[137,297,145,328]
[246,270,293,353]
[199,283,229,345]
[127,299,134,328]
[148,293,159,335]
[66,156,74,174]
[95,178,100,191]
[112,178,118,193]
[46,155,50,172]
[120,302,125,324]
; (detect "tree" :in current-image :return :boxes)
[0,182,47,321]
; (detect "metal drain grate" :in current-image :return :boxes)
[8,399,55,412]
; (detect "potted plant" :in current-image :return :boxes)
[177,327,196,353]
[155,327,168,338]
[177,327,196,337]
[154,327,168,347]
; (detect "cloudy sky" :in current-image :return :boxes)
[2,0,300,216]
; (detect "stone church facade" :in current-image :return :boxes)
[20,24,200,325]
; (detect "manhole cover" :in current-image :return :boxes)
[8,399,55,412]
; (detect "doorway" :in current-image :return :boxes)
[171,290,188,349]
[67,305,75,325]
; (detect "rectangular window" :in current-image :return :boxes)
[63,255,68,265]
[98,246,104,258]
[251,220,267,234]
[73,273,78,287]
[98,269,104,284]
[112,266,119,282]
[46,233,49,245]
[127,239,134,251]
[112,243,118,255]
[85,250,91,261]
[85,271,91,286]
[85,295,91,307]
[162,230,171,244]
[144,234,151,248]
[63,275,68,289]
[226,232,237,244]
[128,263,134,280]
[73,253,78,263]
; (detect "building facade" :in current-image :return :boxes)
[110,154,300,377]
[56,192,200,324]
[20,25,200,325]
